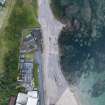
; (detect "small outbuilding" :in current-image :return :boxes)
[15,91,38,105]
[27,97,38,105]
[16,93,28,105]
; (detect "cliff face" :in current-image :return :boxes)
[52,0,105,100]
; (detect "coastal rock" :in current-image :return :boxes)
[91,79,105,97]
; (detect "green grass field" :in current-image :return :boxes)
[0,0,16,74]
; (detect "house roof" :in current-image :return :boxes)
[28,91,38,98]
[16,93,28,105]
[26,97,38,105]
[15,91,38,105]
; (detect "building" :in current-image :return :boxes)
[16,93,28,105]
[15,91,38,105]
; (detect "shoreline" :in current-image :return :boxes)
[71,86,82,105]
[38,0,80,104]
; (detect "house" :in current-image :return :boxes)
[16,93,28,105]
[27,91,38,105]
[15,91,38,105]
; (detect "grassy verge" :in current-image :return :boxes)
[0,0,39,104]
[0,0,16,74]
[24,50,35,60]
[32,0,38,17]
[0,0,16,32]
[34,64,39,88]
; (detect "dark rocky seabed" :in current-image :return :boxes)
[51,0,105,105]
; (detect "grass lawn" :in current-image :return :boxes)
[0,0,16,74]
[0,0,16,31]
[0,0,39,104]
[0,38,8,74]
[23,0,39,27]
[24,50,35,60]
[34,64,39,88]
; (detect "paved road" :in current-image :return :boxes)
[38,0,67,104]
[38,0,79,105]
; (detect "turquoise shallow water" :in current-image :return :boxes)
[60,28,105,105]
[56,0,105,104]
[75,71,105,105]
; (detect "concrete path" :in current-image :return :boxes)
[38,0,79,105]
